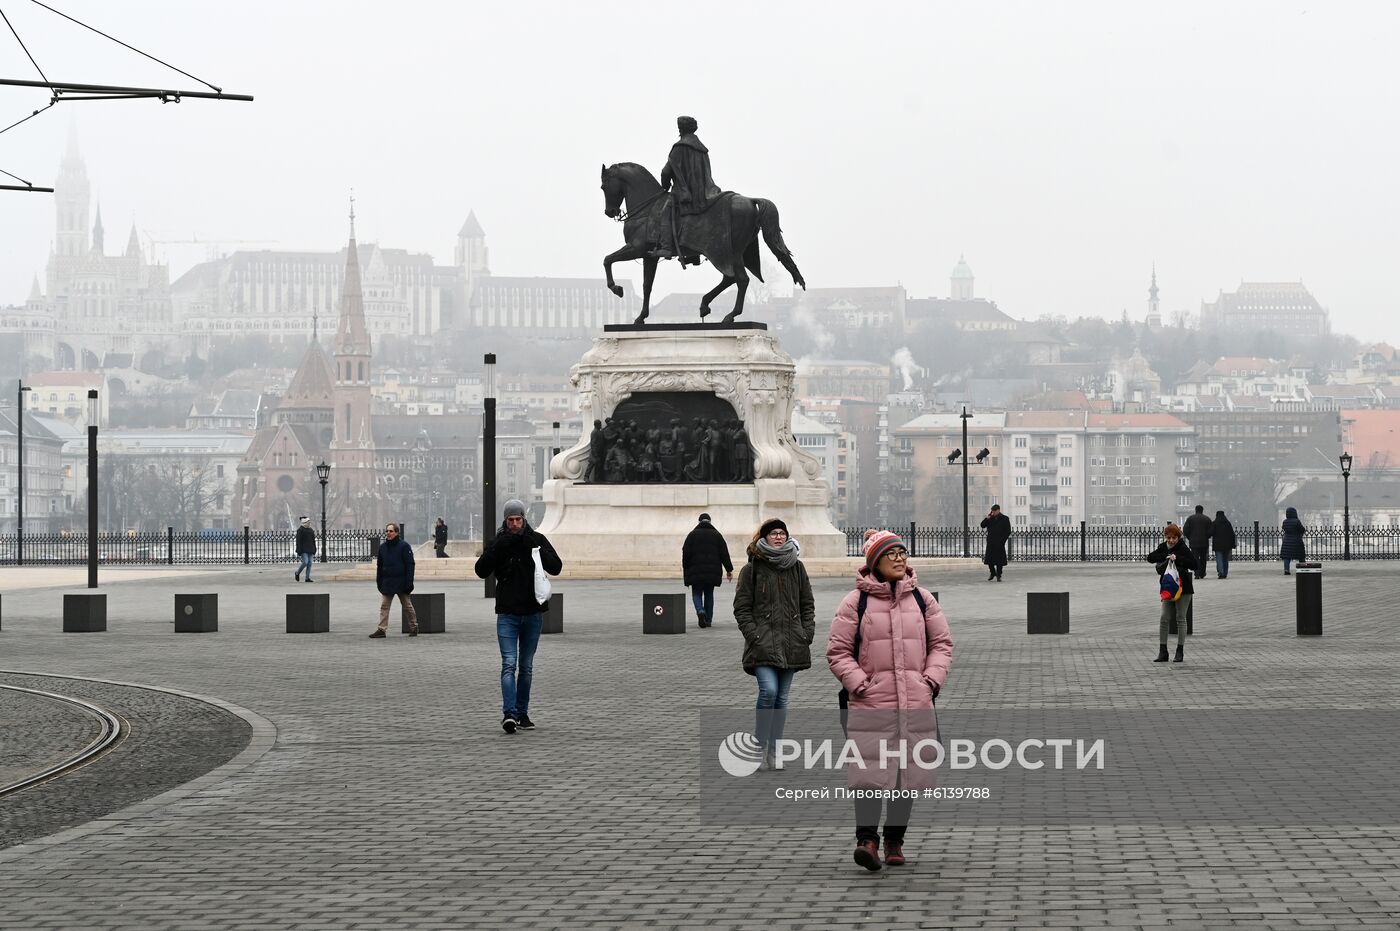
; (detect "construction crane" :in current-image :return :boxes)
[141,233,279,263]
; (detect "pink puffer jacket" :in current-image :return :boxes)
[826,567,954,789]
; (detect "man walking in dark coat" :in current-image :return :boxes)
[979,505,1012,581]
[682,512,734,628]
[370,522,417,638]
[1182,505,1213,581]
[294,515,317,582]
[475,499,563,733]
[1210,510,1237,579]
[433,517,449,558]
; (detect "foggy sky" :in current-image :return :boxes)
[2,1,1397,342]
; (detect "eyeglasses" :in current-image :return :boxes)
[883,548,909,561]
[766,529,788,537]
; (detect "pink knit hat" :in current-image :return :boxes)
[863,528,906,571]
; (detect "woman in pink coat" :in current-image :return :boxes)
[827,528,954,872]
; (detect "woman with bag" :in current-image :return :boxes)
[733,518,815,770]
[473,499,562,734]
[1144,522,1197,663]
[826,529,954,872]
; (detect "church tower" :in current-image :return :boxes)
[455,210,490,309]
[950,255,974,300]
[1145,265,1162,328]
[54,124,90,259]
[91,204,105,255]
[331,200,375,485]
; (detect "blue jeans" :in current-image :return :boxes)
[1216,551,1231,578]
[754,666,796,753]
[690,584,715,622]
[297,552,314,577]
[497,613,544,719]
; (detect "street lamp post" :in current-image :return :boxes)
[1339,452,1352,561]
[960,407,971,558]
[316,460,330,563]
[87,389,98,589]
[16,382,30,564]
[483,353,497,598]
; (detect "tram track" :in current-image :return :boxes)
[0,684,126,798]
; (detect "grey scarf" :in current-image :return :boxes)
[755,537,799,570]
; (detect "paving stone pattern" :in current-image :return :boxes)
[0,561,1396,929]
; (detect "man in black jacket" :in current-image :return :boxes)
[1182,505,1213,580]
[295,516,317,582]
[370,522,416,638]
[474,499,563,733]
[682,512,734,628]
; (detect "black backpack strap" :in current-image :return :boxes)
[912,587,928,616]
[852,590,869,660]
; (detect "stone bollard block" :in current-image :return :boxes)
[1027,592,1069,634]
[407,592,445,633]
[63,593,107,632]
[643,593,687,634]
[286,592,330,633]
[175,593,219,633]
[542,593,564,634]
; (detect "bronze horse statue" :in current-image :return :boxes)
[601,162,806,324]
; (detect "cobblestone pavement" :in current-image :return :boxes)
[0,684,103,786]
[0,559,1396,930]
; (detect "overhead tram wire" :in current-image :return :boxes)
[27,0,224,94]
[0,2,252,191]
[0,4,56,189]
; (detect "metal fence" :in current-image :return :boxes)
[0,528,379,566]
[842,522,1400,562]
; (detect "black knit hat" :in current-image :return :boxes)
[758,517,788,538]
[698,513,712,522]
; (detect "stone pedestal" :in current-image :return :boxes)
[1027,592,1070,634]
[408,593,445,633]
[286,593,329,633]
[538,325,845,571]
[63,593,107,632]
[643,593,687,634]
[175,594,219,633]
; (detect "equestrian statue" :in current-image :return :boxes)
[601,115,806,324]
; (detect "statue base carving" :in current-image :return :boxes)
[538,326,845,571]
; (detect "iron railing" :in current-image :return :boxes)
[842,522,1400,561]
[0,528,379,566]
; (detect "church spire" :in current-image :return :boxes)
[91,203,105,254]
[1146,263,1162,327]
[335,194,371,357]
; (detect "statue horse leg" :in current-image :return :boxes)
[721,265,750,324]
[603,243,647,301]
[698,275,735,320]
[638,257,658,324]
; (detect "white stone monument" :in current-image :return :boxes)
[539,324,847,572]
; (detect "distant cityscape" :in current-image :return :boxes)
[3,133,1394,539]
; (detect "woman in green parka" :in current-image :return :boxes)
[733,517,816,769]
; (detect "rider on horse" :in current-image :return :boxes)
[660,115,721,267]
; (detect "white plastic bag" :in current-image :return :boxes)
[531,546,552,605]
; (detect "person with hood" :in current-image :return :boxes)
[1281,506,1307,575]
[294,515,316,582]
[733,518,815,769]
[827,528,954,871]
[1182,505,1214,581]
[369,522,417,639]
[475,499,563,734]
[1144,522,1197,663]
[681,512,734,628]
[1211,510,1237,578]
[979,504,1012,581]
[433,517,449,558]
